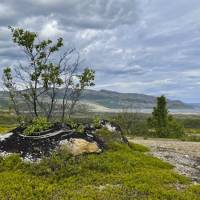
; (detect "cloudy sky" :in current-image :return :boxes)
[0,0,200,103]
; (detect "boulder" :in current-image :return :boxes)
[59,138,102,156]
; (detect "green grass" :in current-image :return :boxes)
[0,113,18,134]
[0,125,16,134]
[0,143,199,199]
[185,128,200,134]
[0,114,199,199]
[0,113,18,125]
[181,135,200,142]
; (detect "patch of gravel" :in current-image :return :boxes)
[129,138,200,183]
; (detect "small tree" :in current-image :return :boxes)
[149,95,168,136]
[3,27,95,121]
[148,95,184,138]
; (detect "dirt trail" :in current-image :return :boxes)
[129,137,200,183]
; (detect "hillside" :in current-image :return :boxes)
[0,89,193,110]
[80,89,192,109]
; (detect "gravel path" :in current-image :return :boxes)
[129,137,200,183]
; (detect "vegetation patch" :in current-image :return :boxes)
[181,135,200,142]
[0,141,199,199]
[0,126,16,134]
[22,117,52,136]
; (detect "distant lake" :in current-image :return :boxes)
[133,108,200,115]
[96,108,200,115]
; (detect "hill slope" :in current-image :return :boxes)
[0,89,192,110]
[80,89,192,109]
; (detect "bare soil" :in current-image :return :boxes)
[129,137,200,183]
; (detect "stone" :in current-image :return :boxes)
[59,138,102,156]
[100,119,122,132]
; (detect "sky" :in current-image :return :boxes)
[0,0,200,103]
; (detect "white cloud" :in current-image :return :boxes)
[182,69,200,78]
[0,3,15,19]
[78,29,98,40]
[40,20,64,38]
[31,0,64,6]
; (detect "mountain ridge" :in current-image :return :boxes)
[0,89,193,110]
[79,89,192,109]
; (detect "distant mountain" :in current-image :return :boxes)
[79,89,193,109]
[188,103,200,109]
[0,89,193,110]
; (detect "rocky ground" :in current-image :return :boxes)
[129,137,200,184]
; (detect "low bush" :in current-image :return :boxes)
[178,117,200,129]
[185,128,200,134]
[23,117,52,135]
[181,135,200,142]
[112,112,149,136]
[166,117,185,138]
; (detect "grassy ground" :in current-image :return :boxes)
[0,125,17,134]
[0,142,199,199]
[185,128,200,134]
[0,112,18,134]
[0,113,200,199]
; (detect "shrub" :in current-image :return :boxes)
[181,135,200,142]
[64,118,78,130]
[23,117,51,135]
[167,117,184,138]
[92,115,101,128]
[113,112,149,136]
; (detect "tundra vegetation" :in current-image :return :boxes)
[0,28,200,199]
[0,137,200,199]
